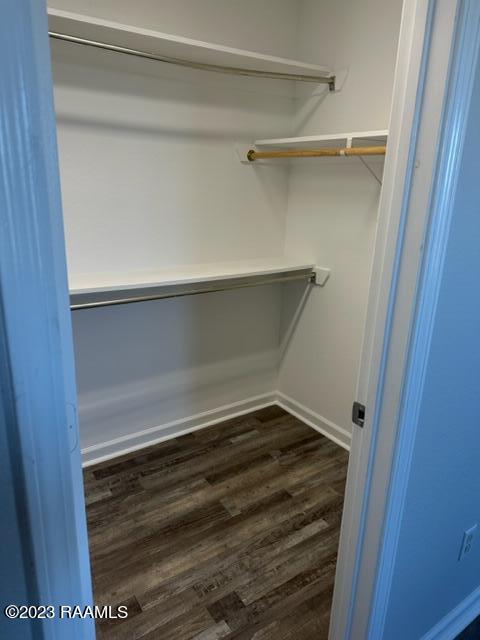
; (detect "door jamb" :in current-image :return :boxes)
[329,0,464,637]
[0,2,94,638]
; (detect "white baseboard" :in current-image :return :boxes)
[276,392,351,451]
[81,392,277,467]
[81,390,351,466]
[422,585,480,640]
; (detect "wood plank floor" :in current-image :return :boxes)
[83,406,349,640]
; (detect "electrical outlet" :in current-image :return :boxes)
[459,524,477,561]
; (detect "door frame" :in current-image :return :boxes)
[0,2,94,638]
[331,0,478,638]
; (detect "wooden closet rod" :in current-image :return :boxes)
[247,145,387,161]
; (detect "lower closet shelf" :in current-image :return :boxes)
[69,258,315,310]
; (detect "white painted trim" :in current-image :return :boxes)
[421,585,480,640]
[276,392,351,451]
[81,392,277,466]
[329,0,465,638]
[81,390,351,466]
[367,2,480,637]
[329,2,436,636]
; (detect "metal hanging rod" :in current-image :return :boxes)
[49,32,336,89]
[70,271,315,311]
[247,145,387,161]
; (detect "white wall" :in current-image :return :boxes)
[292,0,403,135]
[73,287,281,452]
[52,52,292,277]
[49,0,300,456]
[278,0,403,436]
[50,0,404,459]
[48,0,301,58]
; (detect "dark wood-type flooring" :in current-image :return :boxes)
[83,406,349,639]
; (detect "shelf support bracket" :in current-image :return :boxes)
[312,267,331,286]
[356,155,383,186]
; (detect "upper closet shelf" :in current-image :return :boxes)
[254,130,388,149]
[48,9,335,88]
[69,259,317,310]
[239,130,388,162]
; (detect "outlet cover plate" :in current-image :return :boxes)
[459,524,477,561]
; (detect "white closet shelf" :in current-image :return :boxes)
[69,259,316,310]
[254,130,388,149]
[48,9,334,86]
